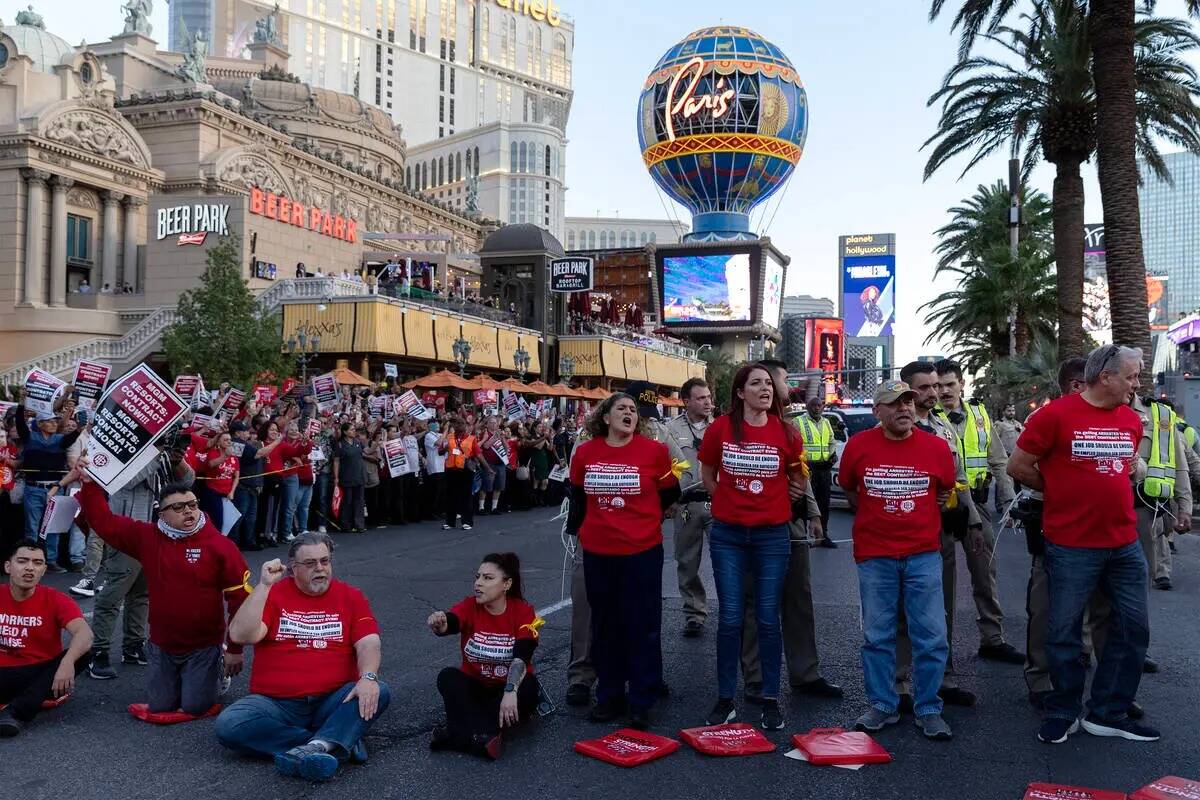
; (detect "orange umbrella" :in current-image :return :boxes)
[463,374,505,391]
[582,386,611,400]
[496,378,539,394]
[550,383,589,399]
[401,369,474,390]
[660,395,685,408]
[332,366,373,387]
[524,380,557,396]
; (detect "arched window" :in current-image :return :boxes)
[551,33,567,84]
[510,141,518,173]
[465,148,472,175]
[474,146,480,175]
[649,232,657,243]
[535,27,543,77]
[438,157,445,185]
[567,230,575,249]
[640,232,648,245]
[608,230,616,248]
[456,152,463,181]
[587,230,596,248]
[405,166,411,188]
[518,141,527,173]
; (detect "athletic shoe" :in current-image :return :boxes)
[1080,714,1160,742]
[218,675,232,696]
[1038,717,1079,744]
[565,684,592,706]
[69,579,96,598]
[88,652,117,680]
[682,619,704,638]
[1143,657,1160,674]
[792,677,844,698]
[705,698,736,726]
[978,642,1026,664]
[588,697,626,723]
[317,525,327,534]
[1128,701,1145,720]
[282,533,296,543]
[122,644,148,666]
[760,700,784,731]
[854,707,900,732]
[462,524,473,531]
[275,743,338,781]
[442,524,453,530]
[0,710,23,737]
[938,686,976,706]
[349,739,368,764]
[915,713,953,740]
[1154,577,1172,591]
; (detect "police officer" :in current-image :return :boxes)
[1127,395,1193,592]
[995,404,1025,457]
[795,394,837,549]
[663,378,713,638]
[934,359,1024,664]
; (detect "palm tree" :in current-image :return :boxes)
[979,328,1063,409]
[933,180,1053,271]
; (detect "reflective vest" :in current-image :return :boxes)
[938,402,992,488]
[796,414,834,463]
[445,434,477,470]
[1179,421,1197,450]
[1144,402,1177,500]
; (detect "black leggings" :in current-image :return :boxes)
[0,652,89,722]
[436,667,539,745]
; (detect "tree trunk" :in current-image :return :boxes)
[1052,156,1086,359]
[1090,0,1152,378]
[1016,308,1030,356]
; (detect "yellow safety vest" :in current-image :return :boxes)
[938,403,991,488]
[1182,423,1197,450]
[1144,402,1176,499]
[796,415,834,463]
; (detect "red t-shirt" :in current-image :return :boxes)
[279,440,312,479]
[0,585,83,667]
[184,433,211,474]
[206,452,240,496]
[1016,393,1141,548]
[250,577,380,698]
[569,434,675,555]
[838,427,957,562]
[448,596,538,685]
[698,414,805,527]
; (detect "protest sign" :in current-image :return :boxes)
[384,363,398,378]
[397,390,434,421]
[229,441,246,458]
[0,401,16,420]
[422,391,446,411]
[24,369,65,415]
[311,372,339,413]
[39,495,80,537]
[383,437,410,477]
[72,360,112,411]
[489,437,510,464]
[173,375,202,403]
[305,418,322,438]
[220,499,241,536]
[85,365,188,494]
[189,413,217,433]
[473,389,496,406]
[253,384,278,405]
[281,378,299,398]
[369,396,386,418]
[502,390,525,421]
[221,388,246,413]
[549,464,569,483]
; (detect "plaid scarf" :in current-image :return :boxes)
[157,512,206,541]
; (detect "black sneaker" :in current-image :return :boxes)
[978,642,1026,664]
[122,644,148,666]
[588,697,626,723]
[760,700,784,731]
[1128,701,1145,720]
[682,619,704,638]
[705,698,736,726]
[628,706,650,731]
[1143,657,1160,674]
[565,683,592,707]
[792,677,844,698]
[1154,577,1172,591]
[938,686,976,707]
[88,652,117,680]
[0,709,23,738]
[1038,717,1079,744]
[69,578,96,597]
[1081,714,1161,742]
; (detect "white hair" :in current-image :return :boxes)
[1084,345,1143,385]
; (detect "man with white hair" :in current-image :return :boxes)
[1008,345,1157,745]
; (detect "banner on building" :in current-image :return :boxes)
[72,360,112,411]
[85,364,188,495]
[23,369,66,415]
[311,372,339,412]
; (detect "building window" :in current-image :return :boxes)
[438,157,445,185]
[449,67,455,93]
[66,214,92,263]
[551,32,567,84]
[545,145,552,176]
[519,141,527,173]
[439,96,445,122]
[587,231,596,249]
[449,98,455,125]
[649,232,657,243]
[456,152,463,181]
[640,232,648,245]
[510,141,518,172]
[439,64,445,90]
[474,147,480,175]
[466,148,472,175]
[567,230,575,249]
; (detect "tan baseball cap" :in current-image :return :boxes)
[874,380,917,405]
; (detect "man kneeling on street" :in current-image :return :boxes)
[1,540,93,736]
[216,533,389,782]
[75,468,250,717]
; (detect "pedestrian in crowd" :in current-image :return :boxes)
[14,390,81,564]
[566,392,679,730]
[277,422,315,543]
[995,403,1025,457]
[363,428,384,527]
[0,539,92,737]
[75,468,250,717]
[795,392,837,548]
[424,420,447,520]
[698,364,807,731]
[401,420,424,523]
[478,416,508,516]
[839,380,956,741]
[427,552,541,760]
[334,422,368,533]
[524,421,556,507]
[230,421,263,551]
[217,533,388,782]
[257,419,286,545]
[1008,345,1161,744]
[200,431,240,534]
[441,419,482,531]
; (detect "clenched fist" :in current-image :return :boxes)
[259,559,287,587]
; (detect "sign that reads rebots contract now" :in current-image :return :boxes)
[86,365,187,495]
[550,257,594,292]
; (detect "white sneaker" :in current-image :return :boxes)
[317,525,327,534]
[462,524,473,531]
[282,533,296,543]
[218,675,232,696]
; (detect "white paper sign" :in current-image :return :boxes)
[39,495,80,537]
[397,390,434,421]
[383,437,410,477]
[220,498,241,536]
[384,363,398,378]
[24,368,66,415]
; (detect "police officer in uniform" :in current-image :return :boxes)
[795,394,838,549]
[1127,395,1193,592]
[934,359,1024,664]
[663,378,713,638]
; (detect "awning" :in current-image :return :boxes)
[497,378,539,394]
[401,369,475,390]
[332,366,374,387]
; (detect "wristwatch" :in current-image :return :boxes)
[503,682,516,693]
[361,672,378,682]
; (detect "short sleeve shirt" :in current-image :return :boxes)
[449,596,538,685]
[698,414,805,527]
[0,585,82,667]
[569,434,675,555]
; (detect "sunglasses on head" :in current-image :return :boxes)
[161,500,199,513]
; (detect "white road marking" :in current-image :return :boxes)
[536,597,572,618]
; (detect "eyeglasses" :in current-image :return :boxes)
[161,500,199,513]
[293,557,332,569]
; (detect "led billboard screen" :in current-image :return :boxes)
[762,259,785,329]
[842,255,896,337]
[661,251,753,325]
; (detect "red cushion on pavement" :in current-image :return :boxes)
[0,694,70,712]
[679,723,776,756]
[127,702,222,724]
[1024,784,1128,800]
[791,728,892,766]
[574,728,680,767]
[1131,777,1200,800]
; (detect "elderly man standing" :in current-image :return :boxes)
[1008,345,1158,745]
[216,533,389,783]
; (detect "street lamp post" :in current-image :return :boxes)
[287,330,321,382]
[559,355,575,385]
[514,345,531,382]
[452,336,472,377]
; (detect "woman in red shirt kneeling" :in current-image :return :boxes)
[565,393,680,730]
[427,553,540,760]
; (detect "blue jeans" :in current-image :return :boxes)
[709,521,791,700]
[67,524,85,566]
[857,551,948,717]
[1044,540,1148,721]
[294,483,314,534]
[215,680,391,758]
[278,476,300,538]
[231,486,260,549]
[24,485,48,540]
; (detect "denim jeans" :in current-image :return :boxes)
[294,483,314,534]
[708,521,791,700]
[24,485,47,540]
[67,523,85,566]
[857,551,948,717]
[231,486,260,549]
[277,476,299,538]
[1043,540,1149,721]
[215,680,391,758]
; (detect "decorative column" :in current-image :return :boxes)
[122,197,144,292]
[100,190,124,291]
[49,175,74,307]
[21,169,50,306]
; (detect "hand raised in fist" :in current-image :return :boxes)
[259,558,287,587]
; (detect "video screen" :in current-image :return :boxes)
[662,252,753,324]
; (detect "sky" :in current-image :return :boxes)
[32,0,1200,361]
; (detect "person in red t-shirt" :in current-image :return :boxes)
[218,533,387,782]
[199,432,240,534]
[277,422,315,543]
[565,393,679,731]
[1008,345,1158,745]
[696,364,806,732]
[0,539,93,736]
[427,552,540,760]
[838,380,957,741]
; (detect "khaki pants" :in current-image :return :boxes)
[963,502,1006,646]
[566,548,595,688]
[1154,529,1174,582]
[740,521,822,688]
[91,546,149,653]
[674,502,710,625]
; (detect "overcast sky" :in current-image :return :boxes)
[31,0,1200,361]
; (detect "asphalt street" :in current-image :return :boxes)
[6,505,1198,800]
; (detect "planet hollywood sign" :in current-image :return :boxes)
[249,186,359,244]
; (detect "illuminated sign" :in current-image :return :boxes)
[249,186,358,244]
[550,257,594,292]
[665,57,734,142]
[493,0,562,27]
[155,203,231,246]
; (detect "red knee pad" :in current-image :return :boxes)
[127,702,222,724]
[680,723,776,756]
[574,728,679,767]
[1131,777,1200,800]
[791,728,892,766]
[1024,784,1128,800]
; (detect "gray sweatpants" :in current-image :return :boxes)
[146,642,223,715]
